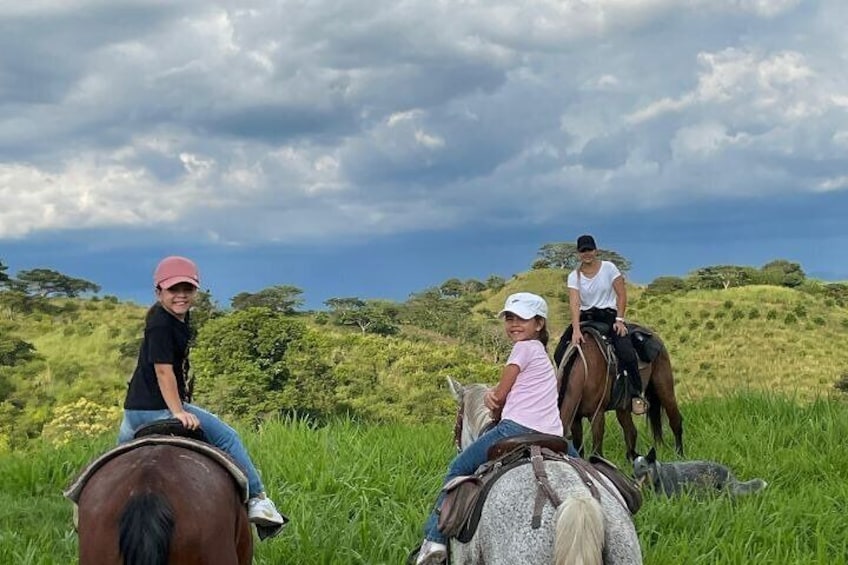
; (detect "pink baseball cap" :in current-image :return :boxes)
[154,256,200,289]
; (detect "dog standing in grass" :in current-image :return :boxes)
[633,447,767,496]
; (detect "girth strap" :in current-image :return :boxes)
[528,447,630,529]
[530,445,563,528]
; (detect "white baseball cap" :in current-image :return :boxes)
[498,292,548,320]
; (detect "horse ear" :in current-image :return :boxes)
[647,447,657,462]
[446,376,464,401]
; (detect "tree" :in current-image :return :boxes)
[535,242,632,273]
[192,308,307,422]
[644,276,689,296]
[439,278,465,298]
[0,336,37,367]
[485,275,506,291]
[325,297,399,335]
[760,260,805,288]
[14,268,100,297]
[689,265,757,290]
[0,259,9,287]
[190,289,222,333]
[230,285,304,314]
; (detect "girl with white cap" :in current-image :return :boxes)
[415,292,575,564]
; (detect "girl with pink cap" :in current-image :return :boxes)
[118,256,287,535]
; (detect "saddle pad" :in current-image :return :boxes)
[63,436,249,503]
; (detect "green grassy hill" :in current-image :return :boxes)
[2,272,848,451]
[476,270,848,401]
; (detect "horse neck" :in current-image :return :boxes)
[462,385,494,449]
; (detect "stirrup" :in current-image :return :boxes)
[631,397,648,415]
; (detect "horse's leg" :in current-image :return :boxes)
[615,408,639,460]
[571,417,585,457]
[560,365,585,448]
[590,410,606,458]
[647,352,684,456]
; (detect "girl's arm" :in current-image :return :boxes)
[154,363,199,429]
[485,363,520,416]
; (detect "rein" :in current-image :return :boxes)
[557,329,614,433]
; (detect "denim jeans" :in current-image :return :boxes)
[118,403,265,498]
[423,419,579,543]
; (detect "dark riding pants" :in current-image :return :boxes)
[554,308,643,398]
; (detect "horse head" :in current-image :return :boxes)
[447,377,494,452]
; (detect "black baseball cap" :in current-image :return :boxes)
[577,234,597,252]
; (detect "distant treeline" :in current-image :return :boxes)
[2,248,848,452]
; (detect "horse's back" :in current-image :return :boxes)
[453,460,641,565]
[78,444,251,565]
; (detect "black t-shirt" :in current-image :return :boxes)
[123,303,191,410]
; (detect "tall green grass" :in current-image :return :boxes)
[1,393,847,564]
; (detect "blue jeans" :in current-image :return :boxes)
[423,420,565,543]
[118,403,266,498]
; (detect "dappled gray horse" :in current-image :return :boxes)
[447,378,642,565]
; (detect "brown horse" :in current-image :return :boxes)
[557,330,684,461]
[76,444,253,565]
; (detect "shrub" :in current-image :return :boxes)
[705,320,716,330]
[748,308,760,319]
[41,397,122,446]
[766,309,778,320]
[784,313,797,325]
[723,300,734,309]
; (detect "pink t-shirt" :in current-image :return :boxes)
[501,340,563,436]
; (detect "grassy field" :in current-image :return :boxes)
[2,391,847,564]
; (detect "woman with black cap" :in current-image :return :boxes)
[561,234,648,415]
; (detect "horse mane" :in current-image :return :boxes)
[462,383,495,443]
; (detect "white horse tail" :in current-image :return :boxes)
[553,493,604,565]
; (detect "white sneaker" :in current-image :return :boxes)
[415,540,447,565]
[247,497,285,527]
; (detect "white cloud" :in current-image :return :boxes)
[0,0,846,245]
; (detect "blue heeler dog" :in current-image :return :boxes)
[633,447,767,496]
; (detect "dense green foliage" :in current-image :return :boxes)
[1,253,847,450]
[1,393,846,563]
[193,308,496,424]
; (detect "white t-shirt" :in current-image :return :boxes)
[567,261,622,310]
[501,340,563,436]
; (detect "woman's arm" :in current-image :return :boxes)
[569,287,582,331]
[612,274,627,319]
[612,274,628,335]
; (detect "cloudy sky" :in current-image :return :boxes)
[1,0,846,308]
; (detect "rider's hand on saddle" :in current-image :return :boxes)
[613,321,627,336]
[572,330,584,344]
[174,410,200,430]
